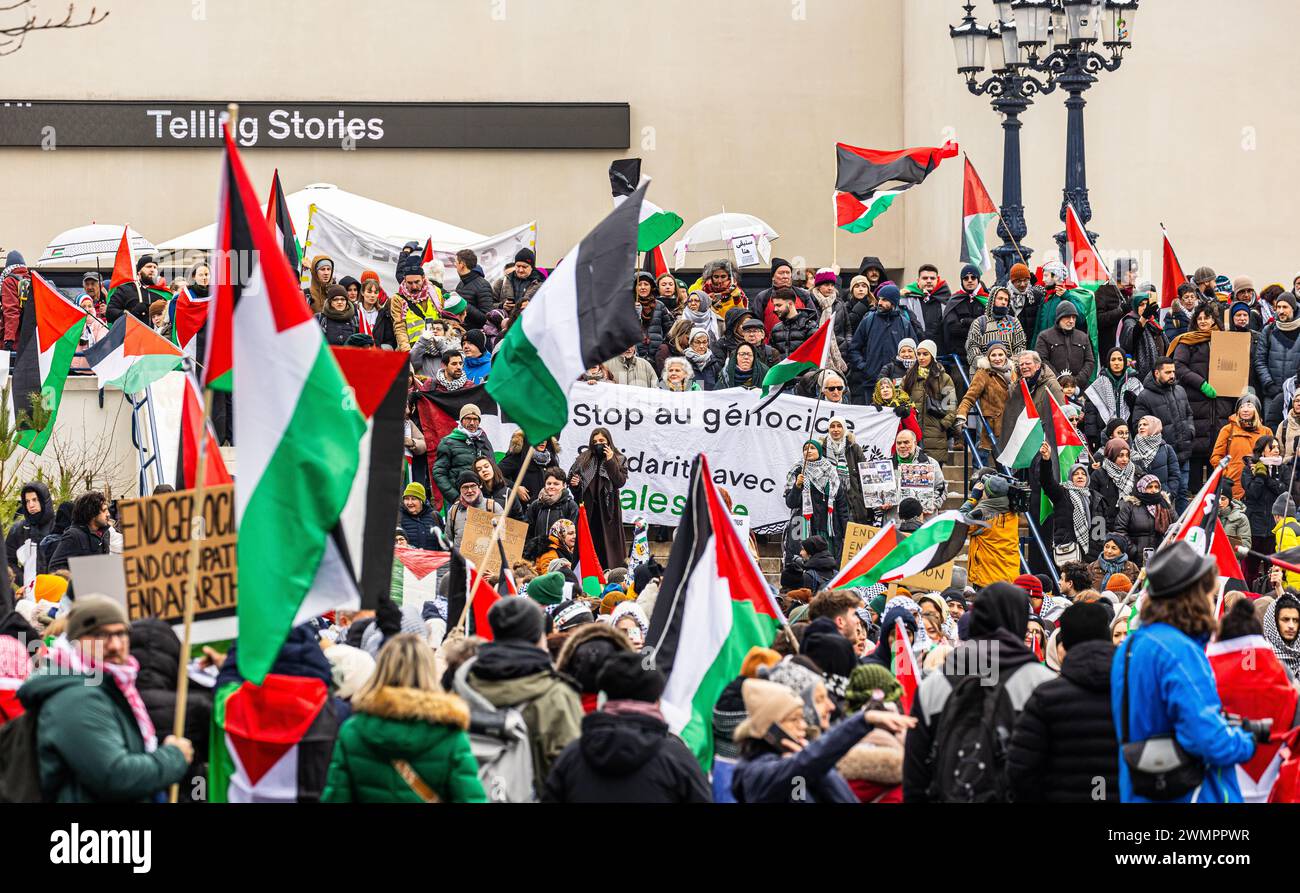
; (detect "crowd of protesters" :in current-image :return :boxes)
[2,241,1300,805]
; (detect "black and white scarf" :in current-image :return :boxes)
[1063,481,1091,553]
[1102,458,1135,498]
[1129,433,1163,468]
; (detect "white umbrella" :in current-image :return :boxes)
[35,224,155,271]
[673,212,778,268]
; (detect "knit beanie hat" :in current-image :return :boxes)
[771,257,792,275]
[740,646,782,678]
[487,596,544,643]
[1055,300,1079,322]
[443,294,468,315]
[135,253,156,272]
[876,284,901,305]
[597,651,665,702]
[733,679,804,741]
[1273,493,1296,518]
[1104,573,1133,594]
[66,595,129,640]
[1233,275,1256,296]
[814,268,837,287]
[325,643,376,700]
[1014,573,1044,602]
[514,247,536,266]
[1058,602,1111,650]
[1009,263,1031,280]
[960,263,981,281]
[527,572,567,607]
[403,482,426,502]
[845,663,904,709]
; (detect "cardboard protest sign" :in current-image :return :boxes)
[1209,331,1252,397]
[460,506,527,577]
[118,485,237,638]
[839,523,954,591]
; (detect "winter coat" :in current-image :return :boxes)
[965,312,1027,369]
[1131,441,1181,504]
[1275,514,1300,589]
[1087,558,1140,592]
[1173,336,1235,458]
[606,353,659,388]
[106,280,151,325]
[1211,414,1272,500]
[819,433,869,524]
[940,290,985,362]
[848,307,923,394]
[1035,323,1096,383]
[523,491,580,548]
[353,303,397,349]
[463,353,491,385]
[965,509,1020,589]
[542,708,711,803]
[321,686,486,803]
[899,280,951,345]
[1038,455,1104,558]
[768,307,819,361]
[130,619,212,801]
[47,523,108,573]
[5,480,54,578]
[1130,372,1194,463]
[431,430,495,505]
[835,296,875,400]
[0,256,28,345]
[751,284,811,335]
[1111,623,1256,803]
[455,268,496,320]
[1163,303,1195,345]
[1219,499,1252,549]
[710,307,754,366]
[567,449,628,569]
[1006,639,1118,803]
[799,549,840,593]
[731,711,871,804]
[906,368,957,451]
[783,468,850,560]
[400,501,444,551]
[463,643,584,784]
[1089,466,1128,532]
[1114,494,1173,560]
[635,299,674,362]
[1117,314,1169,382]
[316,311,358,346]
[1253,323,1300,424]
[1094,282,1127,360]
[1242,460,1289,537]
[492,270,543,309]
[955,363,1011,451]
[18,664,190,802]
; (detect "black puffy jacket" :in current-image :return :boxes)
[941,292,983,362]
[541,710,711,803]
[1253,323,1300,422]
[130,618,213,801]
[1005,639,1118,803]
[1242,460,1289,537]
[399,502,444,551]
[768,307,819,361]
[635,299,674,361]
[455,268,496,318]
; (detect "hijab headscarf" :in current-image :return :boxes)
[1062,462,1092,555]
[823,416,851,483]
[1129,415,1165,468]
[1102,437,1135,498]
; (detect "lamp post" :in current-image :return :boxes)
[950,2,1053,283]
[1011,0,1138,255]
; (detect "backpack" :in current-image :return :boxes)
[451,658,537,803]
[925,672,1019,803]
[37,533,60,575]
[0,711,44,803]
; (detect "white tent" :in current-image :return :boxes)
[155,182,486,254]
[35,224,156,272]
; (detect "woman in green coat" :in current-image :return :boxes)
[322,634,486,803]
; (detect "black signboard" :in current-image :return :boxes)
[0,100,629,149]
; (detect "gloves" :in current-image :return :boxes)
[953,417,967,432]
[1200,381,1218,399]
[893,405,910,419]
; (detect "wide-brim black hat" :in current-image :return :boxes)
[1144,540,1217,600]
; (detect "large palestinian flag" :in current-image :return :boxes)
[1167,458,1245,584]
[82,313,184,393]
[390,547,450,609]
[11,273,87,455]
[175,370,232,490]
[106,225,135,296]
[647,454,784,767]
[609,158,683,251]
[760,312,832,396]
[576,503,607,597]
[487,183,646,445]
[1040,391,1086,522]
[215,124,366,684]
[1208,634,1297,801]
[168,285,209,358]
[997,379,1045,469]
[1036,203,1104,354]
[835,141,958,233]
[836,511,969,589]
[330,346,409,614]
[828,522,898,590]
[412,384,515,509]
[959,156,998,274]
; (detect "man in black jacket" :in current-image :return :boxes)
[542,651,710,803]
[1132,357,1195,511]
[6,480,54,578]
[750,257,810,333]
[453,248,496,320]
[1006,603,1118,802]
[1034,300,1096,383]
[106,254,158,325]
[768,288,818,360]
[48,491,111,573]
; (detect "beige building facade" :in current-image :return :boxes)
[1,0,1296,287]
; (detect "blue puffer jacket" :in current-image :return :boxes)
[1111,622,1256,803]
[731,711,869,803]
[847,308,922,394]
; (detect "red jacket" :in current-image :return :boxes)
[1,264,29,345]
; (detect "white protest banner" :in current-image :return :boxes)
[555,384,899,531]
[305,205,536,297]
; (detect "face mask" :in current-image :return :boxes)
[1263,455,1285,467]
[991,305,1008,318]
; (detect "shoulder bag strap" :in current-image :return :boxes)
[392,759,440,803]
[1121,637,1131,746]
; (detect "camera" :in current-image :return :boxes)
[1224,713,1273,743]
[979,472,1031,512]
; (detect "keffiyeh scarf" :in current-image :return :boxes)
[1102,458,1135,498]
[49,636,156,752]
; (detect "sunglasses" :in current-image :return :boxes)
[962,274,979,280]
[825,385,844,392]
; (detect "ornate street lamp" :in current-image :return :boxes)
[1010,0,1138,254]
[951,2,1053,283]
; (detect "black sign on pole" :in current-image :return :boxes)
[0,100,630,149]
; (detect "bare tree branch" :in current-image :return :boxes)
[0,1,108,57]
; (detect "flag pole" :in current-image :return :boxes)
[454,444,534,633]
[168,101,238,804]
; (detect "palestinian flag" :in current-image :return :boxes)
[444,548,500,639]
[168,285,209,357]
[835,140,958,233]
[1161,226,1188,311]
[647,454,785,767]
[827,522,898,590]
[390,546,449,608]
[1051,203,1107,354]
[891,616,920,714]
[760,312,832,396]
[82,313,184,393]
[211,674,337,803]
[331,347,409,614]
[610,158,683,251]
[959,156,998,274]
[175,370,232,489]
[1168,459,1245,584]
[412,384,514,509]
[487,183,647,446]
[997,379,1045,469]
[1208,634,1298,800]
[218,124,366,684]
[266,169,302,274]
[1040,391,1085,522]
[843,511,970,589]
[576,503,606,597]
[644,245,669,279]
[421,237,434,265]
[107,225,135,295]
[11,273,87,455]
